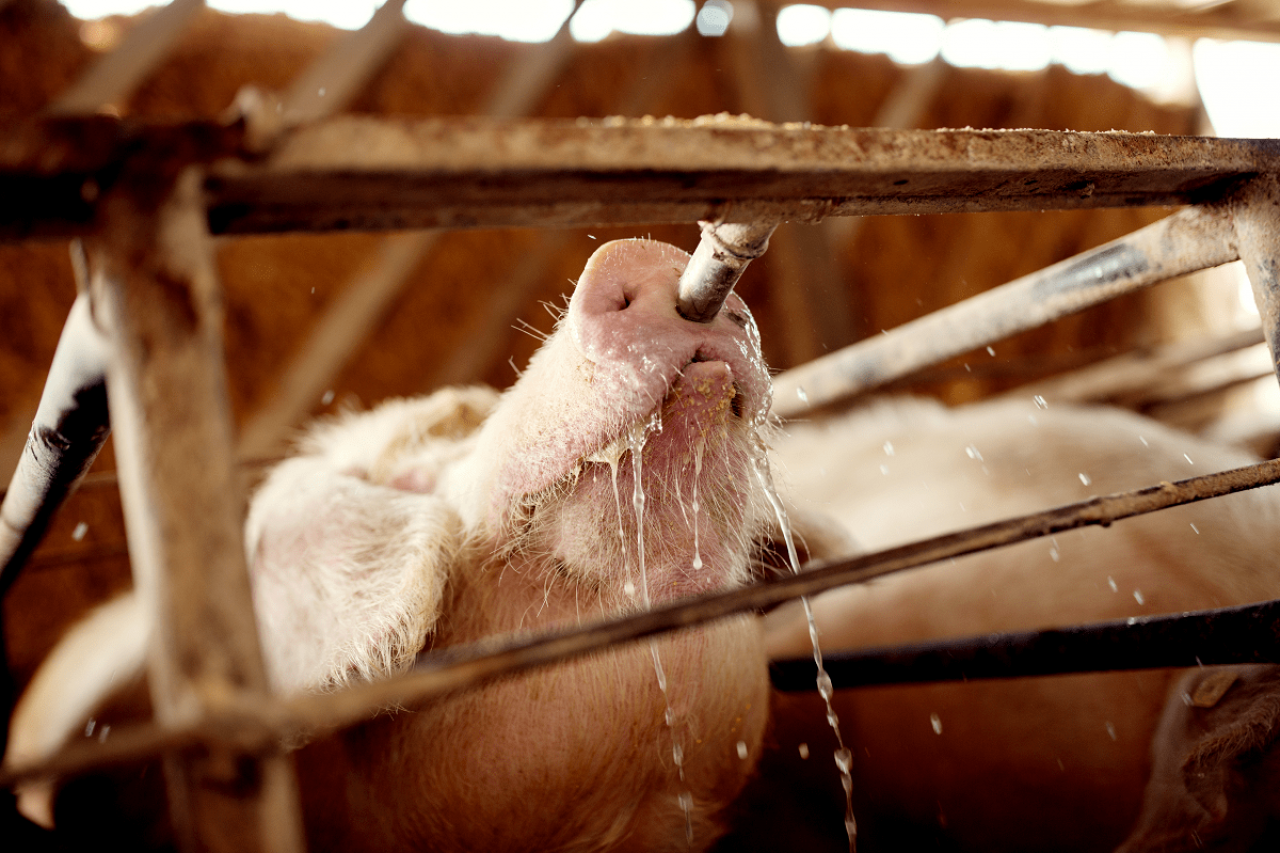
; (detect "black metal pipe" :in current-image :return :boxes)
[771,598,1280,691]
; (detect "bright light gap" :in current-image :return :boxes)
[59,1,1280,138]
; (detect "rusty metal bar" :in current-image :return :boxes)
[770,597,1280,691]
[4,118,1278,240]
[677,219,778,321]
[85,155,303,852]
[772,204,1241,418]
[1234,175,1280,393]
[8,453,1280,791]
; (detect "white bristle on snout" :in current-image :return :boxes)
[676,220,778,323]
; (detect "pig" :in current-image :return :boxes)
[6,238,794,853]
[1116,664,1280,852]
[746,397,1280,853]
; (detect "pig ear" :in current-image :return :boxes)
[1181,668,1280,805]
[8,594,150,825]
[751,506,858,584]
[247,458,463,693]
[297,386,500,495]
[245,392,487,693]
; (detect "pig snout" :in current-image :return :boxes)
[568,238,769,426]
[449,238,772,576]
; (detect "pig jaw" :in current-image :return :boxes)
[446,238,773,604]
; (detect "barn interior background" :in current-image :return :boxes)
[2,0,1280,821]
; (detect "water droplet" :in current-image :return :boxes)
[1033,395,1048,409]
[736,740,749,760]
[678,791,694,843]
[72,522,88,541]
[879,464,890,476]
[1108,576,1118,592]
[1190,523,1200,534]
[798,743,810,759]
[1139,435,1149,447]
[84,719,96,737]
[1105,722,1117,741]
[1078,472,1091,486]
[624,580,636,596]
[321,389,335,406]
[930,713,943,735]
[883,441,894,456]
[796,386,809,402]
[987,346,996,356]
[965,444,983,461]
[834,748,853,773]
[1184,453,1194,465]
[98,725,111,743]
[1133,590,1145,605]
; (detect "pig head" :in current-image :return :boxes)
[8,239,779,853]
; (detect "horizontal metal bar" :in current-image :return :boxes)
[772,203,1240,417]
[771,599,1280,691]
[2,117,1278,239]
[7,454,1280,790]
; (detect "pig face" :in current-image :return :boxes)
[445,237,774,606]
[238,238,775,851]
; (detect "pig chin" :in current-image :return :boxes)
[524,359,766,606]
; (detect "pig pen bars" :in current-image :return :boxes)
[3,114,1280,851]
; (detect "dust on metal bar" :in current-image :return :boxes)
[677,219,778,322]
[8,453,1280,792]
[771,203,1240,418]
[4,118,1280,240]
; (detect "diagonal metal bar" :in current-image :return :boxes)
[1234,173,1280,390]
[278,0,410,127]
[45,0,205,117]
[0,290,111,593]
[771,203,1241,417]
[7,453,1280,792]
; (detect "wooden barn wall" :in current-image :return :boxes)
[0,0,1237,686]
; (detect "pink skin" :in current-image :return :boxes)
[448,238,772,604]
[11,239,775,853]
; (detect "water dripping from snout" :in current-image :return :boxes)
[752,450,857,852]
[626,412,696,844]
[691,435,705,572]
